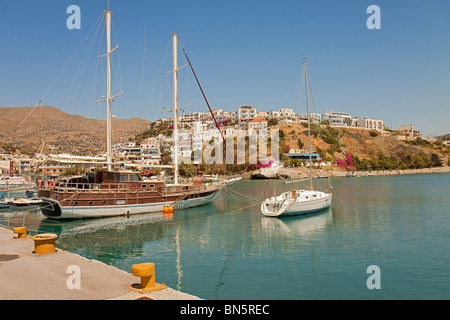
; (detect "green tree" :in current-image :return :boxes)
[268,118,278,126]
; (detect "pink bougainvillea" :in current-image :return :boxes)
[337,153,357,171]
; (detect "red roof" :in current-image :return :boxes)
[249,118,266,122]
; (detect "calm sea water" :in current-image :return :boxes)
[2,173,449,299]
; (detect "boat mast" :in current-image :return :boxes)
[172,33,179,185]
[304,61,313,189]
[106,10,112,171]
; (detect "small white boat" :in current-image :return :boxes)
[8,197,43,208]
[203,174,219,181]
[0,199,11,209]
[0,175,34,189]
[261,190,332,217]
[251,161,282,179]
[7,191,43,209]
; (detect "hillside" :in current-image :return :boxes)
[278,124,449,169]
[436,133,450,140]
[0,106,151,155]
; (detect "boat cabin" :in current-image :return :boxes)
[60,171,147,189]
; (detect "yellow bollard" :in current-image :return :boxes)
[130,263,167,293]
[31,233,58,255]
[13,227,28,239]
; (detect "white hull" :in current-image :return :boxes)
[0,176,34,189]
[8,199,43,208]
[251,167,280,179]
[40,188,221,219]
[261,190,332,217]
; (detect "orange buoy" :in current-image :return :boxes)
[163,206,173,215]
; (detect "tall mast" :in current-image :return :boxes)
[304,61,313,189]
[172,33,179,185]
[106,10,112,171]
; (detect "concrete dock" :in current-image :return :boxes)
[0,226,200,300]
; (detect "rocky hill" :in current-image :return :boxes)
[0,106,151,155]
[436,133,450,140]
[278,124,449,169]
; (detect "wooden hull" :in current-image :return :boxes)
[39,184,224,219]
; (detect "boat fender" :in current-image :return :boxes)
[49,181,56,189]
[163,206,174,214]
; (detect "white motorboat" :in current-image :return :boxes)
[0,175,34,189]
[251,161,282,179]
[203,174,219,181]
[8,197,43,208]
[261,61,332,217]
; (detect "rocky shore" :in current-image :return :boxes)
[278,166,450,179]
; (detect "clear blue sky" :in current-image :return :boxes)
[1,0,449,136]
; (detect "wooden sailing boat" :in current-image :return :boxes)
[261,61,332,217]
[37,11,229,219]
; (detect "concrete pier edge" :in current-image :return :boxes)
[0,226,201,300]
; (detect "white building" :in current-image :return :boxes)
[257,111,270,119]
[179,112,206,127]
[224,126,246,137]
[321,110,352,126]
[176,131,193,160]
[273,108,297,123]
[203,128,222,143]
[178,109,234,128]
[248,118,268,131]
[235,106,257,126]
[212,109,234,125]
[397,125,421,140]
[140,137,161,165]
[299,112,321,124]
[351,117,384,131]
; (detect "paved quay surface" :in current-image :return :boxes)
[0,226,201,300]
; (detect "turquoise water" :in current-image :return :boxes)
[2,173,449,299]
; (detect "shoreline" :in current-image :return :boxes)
[278,166,450,179]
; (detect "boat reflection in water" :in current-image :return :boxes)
[261,208,333,238]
